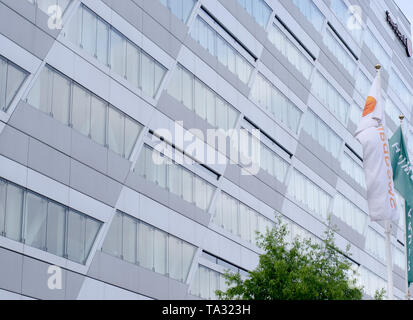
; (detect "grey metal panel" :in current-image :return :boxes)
[28,137,71,186]
[0,246,23,294]
[0,124,30,167]
[69,159,123,207]
[260,48,310,105]
[64,271,86,300]
[330,215,365,250]
[295,132,339,188]
[21,255,66,300]
[9,102,72,156]
[107,150,132,184]
[0,0,36,25]
[70,130,108,176]
[0,2,55,60]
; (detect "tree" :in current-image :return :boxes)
[216,216,363,300]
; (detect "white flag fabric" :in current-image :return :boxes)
[354,72,399,222]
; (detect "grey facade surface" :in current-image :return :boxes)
[0,0,412,300]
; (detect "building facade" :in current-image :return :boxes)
[0,0,412,300]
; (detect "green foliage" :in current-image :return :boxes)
[216,215,363,300]
[374,288,386,300]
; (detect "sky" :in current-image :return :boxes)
[394,0,413,35]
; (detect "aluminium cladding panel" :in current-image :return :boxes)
[88,251,190,300]
[0,1,57,60]
[0,246,85,300]
[99,0,183,59]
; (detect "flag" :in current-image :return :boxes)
[389,126,413,283]
[354,71,398,222]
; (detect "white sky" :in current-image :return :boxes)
[394,0,413,36]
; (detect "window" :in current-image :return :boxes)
[103,211,197,282]
[293,0,324,32]
[287,169,332,220]
[159,0,196,23]
[323,29,356,76]
[167,65,239,130]
[0,55,28,112]
[268,23,313,79]
[389,69,412,108]
[332,193,367,234]
[0,178,102,264]
[190,265,234,300]
[134,144,216,212]
[355,70,371,99]
[312,71,349,124]
[66,4,167,98]
[213,191,274,244]
[302,110,342,158]
[365,228,386,263]
[190,16,253,84]
[385,98,401,127]
[341,152,366,189]
[251,73,302,133]
[364,28,390,71]
[237,0,272,28]
[359,267,387,298]
[27,65,143,159]
[331,0,363,43]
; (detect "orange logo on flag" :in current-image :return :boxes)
[362,96,377,117]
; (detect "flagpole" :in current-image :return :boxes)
[375,64,394,300]
[399,114,411,300]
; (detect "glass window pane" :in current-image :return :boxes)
[66,6,82,46]
[24,192,47,250]
[168,163,182,197]
[182,241,195,282]
[138,222,154,270]
[5,184,23,242]
[182,69,193,110]
[51,71,70,125]
[182,169,193,203]
[154,62,165,96]
[154,229,167,275]
[102,212,122,258]
[46,201,66,257]
[194,177,207,211]
[0,58,7,110]
[90,95,107,146]
[206,90,215,126]
[168,236,182,281]
[0,180,6,235]
[5,63,26,110]
[81,8,97,57]
[124,117,141,159]
[108,107,125,156]
[72,84,91,136]
[27,67,52,114]
[126,42,140,88]
[66,210,86,264]
[85,217,100,261]
[141,52,155,97]
[194,79,206,120]
[167,66,182,102]
[110,30,126,77]
[96,19,109,65]
[122,215,136,263]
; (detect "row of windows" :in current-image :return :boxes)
[167,64,239,131]
[282,216,322,246]
[102,211,197,282]
[355,70,371,100]
[313,71,349,125]
[190,16,253,84]
[66,4,167,98]
[363,28,390,71]
[26,0,70,15]
[358,266,387,298]
[385,98,402,127]
[268,23,313,80]
[332,193,367,235]
[0,55,28,112]
[0,178,101,264]
[190,264,228,300]
[324,29,357,76]
[287,169,331,221]
[201,251,249,277]
[293,0,324,32]
[159,0,196,23]
[134,144,215,212]
[365,228,386,263]
[330,0,363,44]
[27,66,143,159]
[236,0,272,28]
[213,191,274,244]
[341,152,366,190]
[251,73,302,133]
[393,245,405,271]
[259,140,289,182]
[302,110,342,159]
[389,69,412,108]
